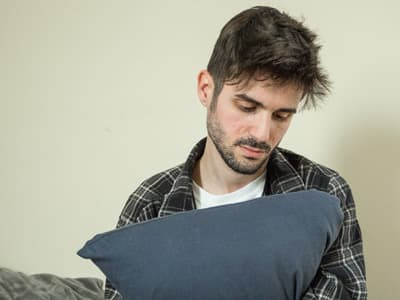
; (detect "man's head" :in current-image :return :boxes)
[197,6,330,176]
[207,6,330,110]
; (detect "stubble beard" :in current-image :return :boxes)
[206,113,271,175]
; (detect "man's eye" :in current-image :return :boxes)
[273,113,290,121]
[239,105,256,113]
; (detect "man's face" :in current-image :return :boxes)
[205,78,302,175]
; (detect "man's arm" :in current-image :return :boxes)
[105,280,123,300]
[104,178,164,300]
[302,179,367,299]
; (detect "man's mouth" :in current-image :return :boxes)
[239,145,267,159]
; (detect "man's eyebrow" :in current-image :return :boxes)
[235,93,262,106]
[277,108,297,114]
[235,93,297,113]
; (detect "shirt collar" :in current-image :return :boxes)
[265,147,306,194]
[158,138,206,217]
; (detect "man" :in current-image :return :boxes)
[105,6,367,299]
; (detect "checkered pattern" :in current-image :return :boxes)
[105,138,367,299]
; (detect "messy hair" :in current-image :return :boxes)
[207,6,331,109]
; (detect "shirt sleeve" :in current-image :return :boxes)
[103,191,138,300]
[103,177,164,300]
[302,177,367,299]
[104,281,123,300]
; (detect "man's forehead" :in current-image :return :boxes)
[225,76,303,93]
[225,78,303,98]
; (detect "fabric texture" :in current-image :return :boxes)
[79,191,343,300]
[0,267,103,300]
[104,138,367,300]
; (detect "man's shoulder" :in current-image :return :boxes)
[275,147,337,174]
[137,163,185,195]
[118,164,185,226]
[273,147,349,191]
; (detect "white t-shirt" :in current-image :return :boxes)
[192,173,266,209]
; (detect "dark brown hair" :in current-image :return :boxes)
[207,6,331,109]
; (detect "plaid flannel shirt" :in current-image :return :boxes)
[105,138,367,300]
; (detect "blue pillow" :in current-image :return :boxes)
[78,191,343,300]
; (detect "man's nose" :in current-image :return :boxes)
[250,113,272,142]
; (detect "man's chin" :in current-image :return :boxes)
[230,157,269,175]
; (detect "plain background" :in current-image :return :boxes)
[1,0,399,299]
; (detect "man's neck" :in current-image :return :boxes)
[192,138,267,195]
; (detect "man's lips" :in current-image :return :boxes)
[239,145,266,158]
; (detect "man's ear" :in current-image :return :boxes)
[197,70,214,107]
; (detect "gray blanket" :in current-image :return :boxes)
[0,267,103,300]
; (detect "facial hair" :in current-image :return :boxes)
[207,111,272,175]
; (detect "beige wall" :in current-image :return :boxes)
[1,0,399,298]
